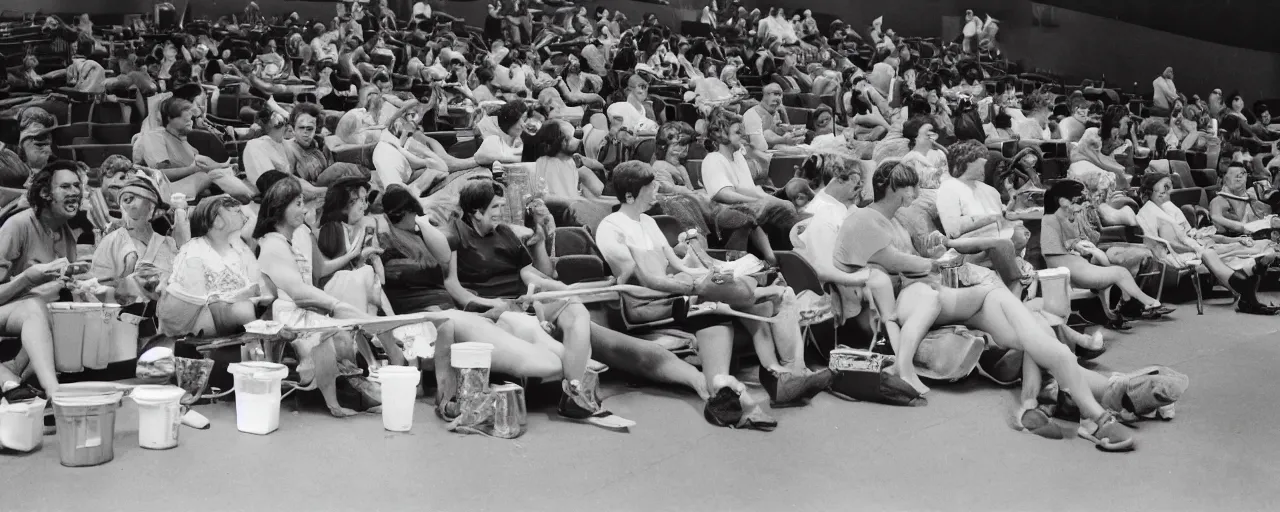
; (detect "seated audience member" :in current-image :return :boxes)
[1210,163,1271,234]
[1058,97,1090,143]
[315,177,390,316]
[0,164,89,400]
[1068,129,1138,227]
[135,97,254,203]
[333,85,387,148]
[157,195,266,336]
[836,161,1157,452]
[899,116,949,192]
[1012,92,1055,142]
[701,108,800,263]
[474,100,529,168]
[255,177,433,417]
[742,83,800,164]
[285,103,367,187]
[243,108,295,187]
[445,179,727,430]
[1040,180,1171,324]
[0,121,54,209]
[788,154,897,324]
[90,176,181,303]
[1166,105,1222,169]
[608,74,661,136]
[596,161,827,425]
[936,140,1029,288]
[372,100,447,194]
[1137,172,1278,315]
[521,119,612,228]
[1251,103,1280,141]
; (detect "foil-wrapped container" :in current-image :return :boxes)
[455,367,491,401]
[490,383,527,439]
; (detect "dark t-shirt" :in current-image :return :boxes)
[379,225,454,312]
[447,218,533,299]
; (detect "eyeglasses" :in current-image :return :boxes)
[1070,196,1089,205]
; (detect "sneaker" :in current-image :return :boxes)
[1077,412,1136,452]
[557,380,634,432]
[1,383,45,403]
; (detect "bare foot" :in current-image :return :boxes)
[587,360,608,373]
[329,406,359,417]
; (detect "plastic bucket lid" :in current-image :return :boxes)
[377,366,421,384]
[52,389,124,408]
[450,342,494,369]
[131,385,186,405]
[228,361,289,380]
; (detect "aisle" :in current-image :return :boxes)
[7,304,1280,512]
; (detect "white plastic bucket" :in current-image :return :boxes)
[1037,268,1072,318]
[47,303,122,372]
[131,385,185,449]
[0,398,47,452]
[51,390,123,467]
[377,366,422,432]
[450,342,494,369]
[227,362,289,435]
[109,312,144,363]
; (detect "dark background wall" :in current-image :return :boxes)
[11,0,1279,102]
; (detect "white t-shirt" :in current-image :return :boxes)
[242,136,291,187]
[594,212,668,276]
[789,189,855,275]
[701,150,761,198]
[474,133,523,167]
[372,130,411,190]
[936,176,1012,240]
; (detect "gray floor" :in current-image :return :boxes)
[6,298,1280,512]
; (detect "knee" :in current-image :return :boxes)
[559,303,590,331]
[14,299,50,325]
[867,269,893,291]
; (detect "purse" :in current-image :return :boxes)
[826,346,925,406]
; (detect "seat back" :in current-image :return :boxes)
[651,215,684,247]
[775,251,823,294]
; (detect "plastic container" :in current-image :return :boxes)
[0,398,47,452]
[450,342,494,370]
[377,366,422,432]
[1037,267,1073,318]
[110,312,144,363]
[227,362,289,435]
[52,390,123,467]
[130,385,185,450]
[47,303,122,372]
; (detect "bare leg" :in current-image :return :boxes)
[292,335,357,417]
[0,299,58,395]
[555,303,593,383]
[891,284,942,395]
[587,323,709,399]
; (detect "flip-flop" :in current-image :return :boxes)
[566,410,635,432]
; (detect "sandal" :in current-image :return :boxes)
[1077,412,1137,452]
[1,383,44,403]
[1104,317,1132,331]
[557,380,634,432]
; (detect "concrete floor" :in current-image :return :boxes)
[5,297,1280,512]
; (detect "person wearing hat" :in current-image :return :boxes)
[89,175,181,303]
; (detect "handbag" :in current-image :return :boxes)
[826,346,925,406]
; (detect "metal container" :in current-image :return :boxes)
[938,253,965,288]
[490,383,527,439]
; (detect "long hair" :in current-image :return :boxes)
[317,177,372,259]
[654,121,694,162]
[252,177,304,239]
[523,120,573,162]
[1044,179,1085,214]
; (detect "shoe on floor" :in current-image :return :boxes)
[703,387,777,432]
[759,366,831,406]
[1102,366,1189,424]
[557,379,634,432]
[1077,412,1136,452]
